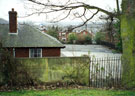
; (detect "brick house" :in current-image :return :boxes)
[77,30,93,37]
[40,26,47,33]
[58,31,69,42]
[0,8,65,58]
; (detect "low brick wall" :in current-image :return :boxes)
[13,57,90,86]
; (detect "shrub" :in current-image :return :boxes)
[68,33,77,44]
[94,32,105,44]
[77,34,92,44]
[84,35,92,44]
[113,21,122,52]
[0,46,39,86]
[0,47,18,86]
[62,60,89,85]
[76,34,85,44]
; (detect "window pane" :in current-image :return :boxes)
[34,53,37,57]
[37,49,41,53]
[37,53,40,57]
[30,48,41,58]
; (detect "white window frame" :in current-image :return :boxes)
[62,38,66,41]
[13,48,15,57]
[29,48,42,58]
[59,33,61,36]
[62,33,66,35]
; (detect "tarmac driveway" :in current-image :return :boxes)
[61,44,122,57]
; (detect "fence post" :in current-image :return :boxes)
[89,57,91,87]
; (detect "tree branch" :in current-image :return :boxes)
[70,9,99,31]
[25,0,119,30]
[51,10,72,22]
[27,0,117,17]
[116,0,120,14]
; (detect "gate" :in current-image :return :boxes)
[89,56,122,88]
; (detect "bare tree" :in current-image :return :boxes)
[23,0,120,30]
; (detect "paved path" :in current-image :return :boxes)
[61,44,122,57]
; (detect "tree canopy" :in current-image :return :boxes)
[46,26,61,39]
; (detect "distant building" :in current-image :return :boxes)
[40,26,47,33]
[58,28,94,43]
[58,31,70,42]
[77,30,93,37]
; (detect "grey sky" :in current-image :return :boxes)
[0,0,121,23]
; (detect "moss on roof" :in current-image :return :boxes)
[0,24,64,48]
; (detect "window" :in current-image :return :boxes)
[29,48,42,58]
[59,33,61,36]
[62,33,66,35]
[62,33,66,37]
[62,34,65,37]
[62,38,66,41]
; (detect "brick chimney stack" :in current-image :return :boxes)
[9,8,17,33]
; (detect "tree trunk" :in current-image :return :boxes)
[121,0,135,88]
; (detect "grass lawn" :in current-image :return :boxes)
[0,89,135,96]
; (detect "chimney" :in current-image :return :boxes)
[9,8,17,33]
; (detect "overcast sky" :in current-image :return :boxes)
[0,0,121,23]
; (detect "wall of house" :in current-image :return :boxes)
[10,47,61,58]
[2,57,89,85]
[42,48,60,57]
[15,48,29,57]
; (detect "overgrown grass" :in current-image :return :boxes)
[0,89,135,96]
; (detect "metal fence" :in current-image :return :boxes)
[89,56,122,88]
